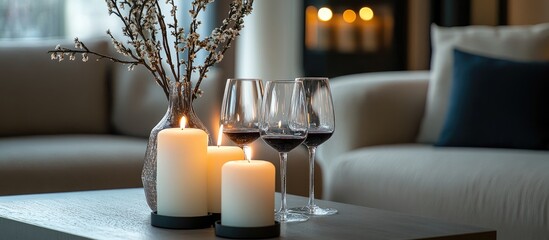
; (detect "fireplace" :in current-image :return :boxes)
[303,0,408,78]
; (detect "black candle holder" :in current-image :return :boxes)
[151,212,214,229]
[211,213,221,223]
[215,220,280,239]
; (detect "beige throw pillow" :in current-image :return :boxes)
[417,23,549,143]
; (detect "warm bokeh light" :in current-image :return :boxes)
[318,7,333,22]
[342,9,357,23]
[359,7,374,21]
[180,116,187,129]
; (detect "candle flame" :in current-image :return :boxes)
[217,125,224,147]
[278,120,282,128]
[244,147,252,162]
[180,116,187,129]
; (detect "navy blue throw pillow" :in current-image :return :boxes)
[435,49,549,150]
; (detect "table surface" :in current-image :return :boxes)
[0,188,495,240]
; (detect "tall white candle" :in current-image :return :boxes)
[305,6,319,50]
[207,146,244,214]
[335,14,357,53]
[157,119,208,217]
[316,19,332,50]
[222,160,275,227]
[360,18,380,52]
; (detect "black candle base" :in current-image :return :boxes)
[215,220,280,239]
[151,212,213,229]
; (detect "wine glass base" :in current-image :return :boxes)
[289,205,338,216]
[275,211,309,223]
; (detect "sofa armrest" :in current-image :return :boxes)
[316,71,430,170]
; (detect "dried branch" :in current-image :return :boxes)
[49,0,254,101]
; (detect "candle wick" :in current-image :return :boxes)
[247,159,251,163]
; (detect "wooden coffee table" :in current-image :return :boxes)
[0,188,495,239]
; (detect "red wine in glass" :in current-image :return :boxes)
[220,78,263,160]
[290,77,337,216]
[262,135,306,153]
[303,130,333,147]
[223,129,260,146]
[260,80,309,223]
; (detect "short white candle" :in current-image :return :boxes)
[157,118,208,217]
[207,145,244,213]
[221,160,275,227]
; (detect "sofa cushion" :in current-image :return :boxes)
[435,49,549,150]
[324,144,549,240]
[417,23,549,143]
[0,39,110,136]
[0,135,145,195]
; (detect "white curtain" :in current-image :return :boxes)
[236,0,303,80]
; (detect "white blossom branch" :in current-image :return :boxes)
[49,0,254,101]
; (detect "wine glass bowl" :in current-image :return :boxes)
[220,78,263,160]
[260,80,309,223]
[290,77,337,216]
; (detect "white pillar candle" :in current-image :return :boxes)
[222,160,275,227]
[316,19,332,51]
[157,125,208,217]
[335,14,357,53]
[305,5,319,50]
[207,146,245,214]
[360,18,380,52]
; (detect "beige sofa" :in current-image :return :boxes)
[316,24,549,240]
[0,39,174,195]
[317,71,549,240]
[0,39,311,197]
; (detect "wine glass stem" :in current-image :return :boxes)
[307,146,317,207]
[279,152,288,214]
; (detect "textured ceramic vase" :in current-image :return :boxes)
[142,81,209,212]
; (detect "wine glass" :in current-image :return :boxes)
[290,77,337,216]
[260,80,309,223]
[220,78,264,160]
